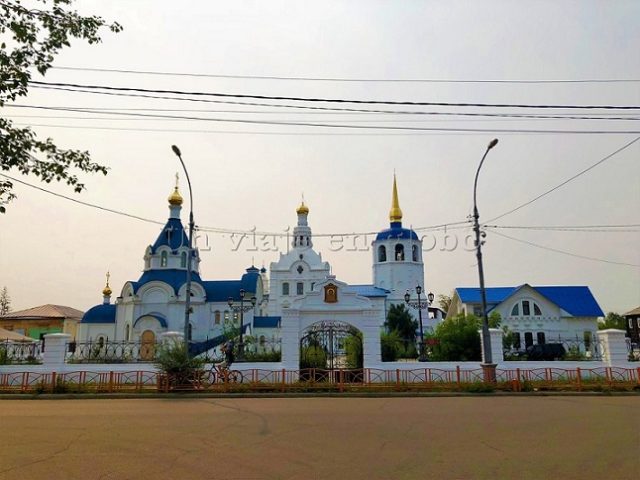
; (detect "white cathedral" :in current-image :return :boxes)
[78,175,442,367]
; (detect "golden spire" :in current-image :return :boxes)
[168,172,183,206]
[389,173,403,223]
[296,193,309,215]
[102,271,112,297]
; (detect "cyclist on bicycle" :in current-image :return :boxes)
[222,340,235,369]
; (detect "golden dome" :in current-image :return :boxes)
[389,174,403,222]
[296,201,309,215]
[102,271,112,296]
[168,186,183,206]
[168,173,183,206]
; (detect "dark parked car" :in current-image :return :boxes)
[526,343,566,361]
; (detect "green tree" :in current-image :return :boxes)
[344,330,363,369]
[488,311,501,328]
[0,286,10,315]
[0,0,122,212]
[385,303,417,340]
[598,312,626,330]
[380,330,402,362]
[430,313,482,361]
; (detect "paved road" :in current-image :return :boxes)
[0,396,638,480]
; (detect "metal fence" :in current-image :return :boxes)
[0,340,43,365]
[503,337,606,361]
[1,366,639,394]
[66,340,160,363]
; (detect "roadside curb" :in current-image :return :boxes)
[1,391,639,400]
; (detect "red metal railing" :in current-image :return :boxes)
[1,367,639,393]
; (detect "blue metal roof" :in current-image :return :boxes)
[253,316,281,328]
[130,266,259,303]
[349,285,390,298]
[534,286,604,317]
[81,304,116,324]
[151,218,190,253]
[456,287,519,306]
[375,222,419,241]
[134,313,168,328]
[455,285,604,317]
[132,269,203,295]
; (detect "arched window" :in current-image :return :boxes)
[214,311,221,325]
[233,311,239,322]
[395,244,405,261]
[511,300,542,317]
[282,282,290,296]
[160,251,168,267]
[124,324,130,341]
[412,244,419,262]
[180,251,187,268]
[224,310,229,321]
[378,245,387,262]
[97,336,105,348]
[259,335,266,346]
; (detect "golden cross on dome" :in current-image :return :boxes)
[105,271,110,287]
[175,172,180,188]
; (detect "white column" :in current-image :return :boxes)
[43,333,71,368]
[478,328,504,364]
[596,329,628,365]
[280,313,300,370]
[362,313,382,368]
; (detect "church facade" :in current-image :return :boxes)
[78,175,438,367]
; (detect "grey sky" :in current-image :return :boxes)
[1,0,639,314]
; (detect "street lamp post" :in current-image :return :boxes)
[171,145,195,354]
[472,138,499,382]
[404,286,435,362]
[227,289,257,360]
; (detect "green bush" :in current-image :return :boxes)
[430,313,482,361]
[381,330,402,362]
[345,331,363,369]
[563,346,587,361]
[0,346,8,365]
[300,345,327,369]
[462,382,496,393]
[155,339,205,386]
[242,349,281,362]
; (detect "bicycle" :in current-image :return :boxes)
[206,362,244,384]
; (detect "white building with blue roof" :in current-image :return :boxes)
[79,180,264,346]
[448,284,604,350]
[79,174,439,367]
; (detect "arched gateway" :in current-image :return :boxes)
[300,321,363,370]
[279,277,383,369]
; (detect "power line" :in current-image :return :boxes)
[29,80,640,110]
[10,102,640,117]
[25,85,640,120]
[4,172,636,269]
[485,224,640,233]
[50,65,640,84]
[9,105,640,134]
[485,136,640,223]
[9,122,527,137]
[0,173,164,226]
[7,107,640,122]
[490,229,640,267]
[0,172,469,236]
